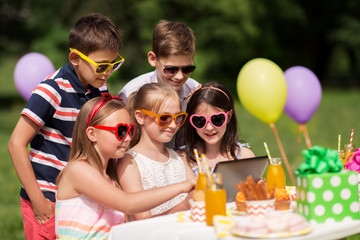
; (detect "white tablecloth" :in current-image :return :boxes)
[109,209,360,240]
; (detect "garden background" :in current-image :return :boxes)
[1,0,360,238]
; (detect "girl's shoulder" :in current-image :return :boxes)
[63,160,100,182]
[239,146,256,159]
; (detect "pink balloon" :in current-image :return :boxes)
[14,52,55,101]
[284,66,322,124]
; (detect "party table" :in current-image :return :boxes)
[109,203,360,240]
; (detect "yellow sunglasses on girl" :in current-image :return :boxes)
[136,109,187,128]
[70,48,125,74]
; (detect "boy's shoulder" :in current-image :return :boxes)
[183,77,199,89]
[118,71,157,98]
[124,71,157,89]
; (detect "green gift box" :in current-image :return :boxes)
[296,170,360,224]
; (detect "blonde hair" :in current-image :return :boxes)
[127,83,181,147]
[56,97,126,185]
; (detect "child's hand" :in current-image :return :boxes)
[184,179,196,192]
[256,178,266,185]
[33,198,54,224]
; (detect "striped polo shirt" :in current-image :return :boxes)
[20,61,108,202]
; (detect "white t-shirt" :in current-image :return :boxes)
[118,70,199,111]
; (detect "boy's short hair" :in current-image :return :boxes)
[152,20,195,58]
[68,13,122,54]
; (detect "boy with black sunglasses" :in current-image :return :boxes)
[8,13,123,239]
[118,20,199,112]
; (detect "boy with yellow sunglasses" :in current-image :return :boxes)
[8,13,123,239]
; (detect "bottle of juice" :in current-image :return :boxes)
[266,158,286,194]
[205,173,226,226]
[195,171,207,191]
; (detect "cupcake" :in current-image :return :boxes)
[274,188,290,211]
[235,192,247,212]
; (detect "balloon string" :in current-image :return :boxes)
[269,122,295,185]
[297,124,312,149]
[296,127,302,144]
[301,124,312,149]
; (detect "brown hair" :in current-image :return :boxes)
[152,20,195,58]
[127,83,181,147]
[68,13,123,54]
[56,97,126,185]
[175,81,239,161]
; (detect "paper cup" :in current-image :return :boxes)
[286,186,297,200]
[190,199,206,222]
[246,199,275,216]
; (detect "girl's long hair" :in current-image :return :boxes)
[126,82,181,148]
[56,97,126,185]
[175,81,239,163]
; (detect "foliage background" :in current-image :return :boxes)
[1,0,360,239]
[1,0,360,91]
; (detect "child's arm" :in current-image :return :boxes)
[116,154,153,219]
[58,160,195,215]
[8,116,54,223]
[180,152,196,181]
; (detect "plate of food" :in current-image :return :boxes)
[231,211,312,239]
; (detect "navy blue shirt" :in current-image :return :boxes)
[21,61,108,202]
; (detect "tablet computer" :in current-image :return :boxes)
[213,155,268,202]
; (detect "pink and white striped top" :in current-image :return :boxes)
[55,195,124,239]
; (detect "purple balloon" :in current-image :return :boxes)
[284,66,322,124]
[14,52,55,101]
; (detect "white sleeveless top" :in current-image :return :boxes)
[126,148,188,215]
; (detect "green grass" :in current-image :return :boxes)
[0,104,25,239]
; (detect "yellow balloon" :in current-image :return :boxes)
[237,58,287,124]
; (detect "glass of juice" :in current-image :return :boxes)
[195,171,207,191]
[343,144,355,165]
[205,173,226,226]
[266,158,286,194]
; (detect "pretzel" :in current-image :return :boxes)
[235,175,269,200]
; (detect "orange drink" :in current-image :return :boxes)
[205,173,226,226]
[195,172,207,191]
[343,144,355,165]
[205,188,226,225]
[266,158,286,193]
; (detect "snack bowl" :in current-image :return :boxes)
[189,199,206,222]
[275,199,291,211]
[246,199,275,216]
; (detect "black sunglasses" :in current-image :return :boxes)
[162,65,196,75]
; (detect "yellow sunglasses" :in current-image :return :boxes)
[70,48,125,74]
[136,109,188,128]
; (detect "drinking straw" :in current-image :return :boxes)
[263,142,272,164]
[338,134,341,153]
[193,148,202,174]
[348,129,354,154]
[200,153,212,179]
